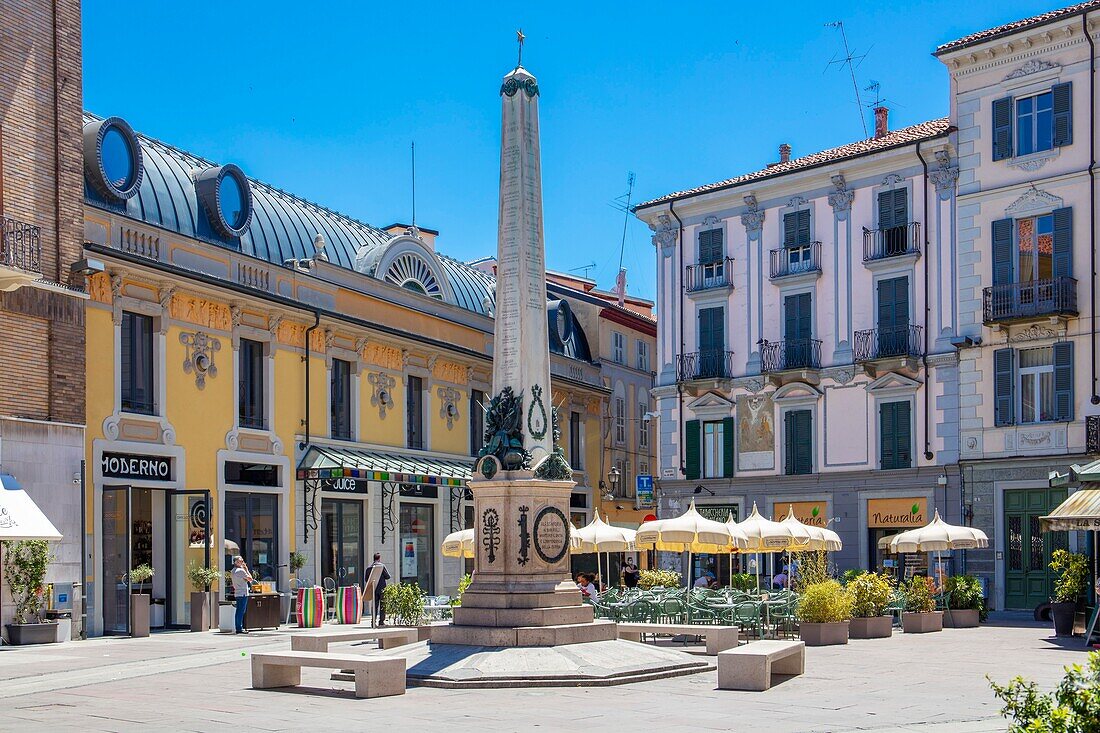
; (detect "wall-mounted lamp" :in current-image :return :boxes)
[694,485,715,496]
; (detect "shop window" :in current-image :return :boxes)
[120,311,155,414]
[330,358,353,440]
[399,503,434,593]
[238,338,266,429]
[224,461,279,487]
[470,389,485,457]
[406,375,424,450]
[224,491,279,584]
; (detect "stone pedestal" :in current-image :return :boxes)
[433,475,615,647]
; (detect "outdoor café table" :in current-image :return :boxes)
[606,601,632,621]
[761,598,787,639]
[707,602,740,625]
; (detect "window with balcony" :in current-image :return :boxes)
[992,82,1072,161]
[783,210,812,272]
[406,375,424,449]
[856,276,922,362]
[121,311,155,414]
[985,208,1075,324]
[238,338,266,429]
[330,358,352,440]
[783,409,812,475]
[993,343,1073,426]
[612,331,625,364]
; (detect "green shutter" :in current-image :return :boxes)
[784,293,811,342]
[797,209,810,245]
[785,410,812,475]
[994,348,1015,427]
[685,419,701,480]
[722,416,735,478]
[992,96,1014,161]
[699,228,723,264]
[1052,82,1073,147]
[698,307,724,352]
[783,212,797,247]
[896,401,912,468]
[784,412,795,475]
[992,218,1015,286]
[878,189,907,230]
[879,402,896,470]
[1053,341,1074,422]
[1051,207,1073,279]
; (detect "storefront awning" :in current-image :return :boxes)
[0,477,63,541]
[1041,489,1100,532]
[296,445,472,488]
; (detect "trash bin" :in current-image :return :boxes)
[45,609,72,643]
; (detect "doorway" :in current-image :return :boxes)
[1004,487,1068,610]
[322,499,364,587]
[224,491,279,586]
[399,503,435,592]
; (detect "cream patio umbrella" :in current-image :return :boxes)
[636,500,748,588]
[736,503,812,589]
[441,529,475,559]
[573,510,637,592]
[778,506,842,589]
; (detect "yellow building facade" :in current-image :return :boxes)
[81,114,608,634]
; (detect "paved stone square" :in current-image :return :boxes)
[0,618,1089,732]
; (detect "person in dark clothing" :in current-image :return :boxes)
[366,553,391,626]
[622,557,640,589]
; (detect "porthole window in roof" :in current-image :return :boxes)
[218,173,246,230]
[82,117,143,201]
[194,164,253,239]
[101,126,135,190]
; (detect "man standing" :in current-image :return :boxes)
[366,553,391,626]
[230,555,253,634]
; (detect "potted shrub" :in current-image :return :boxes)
[901,576,942,633]
[797,580,853,646]
[2,540,57,645]
[848,572,895,639]
[729,573,755,591]
[943,575,984,628]
[381,582,430,639]
[638,569,682,590]
[187,562,222,632]
[289,551,307,579]
[1049,550,1088,637]
[128,563,154,638]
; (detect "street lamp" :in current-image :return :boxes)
[606,466,620,500]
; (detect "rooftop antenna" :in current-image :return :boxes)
[610,172,635,304]
[568,262,597,280]
[410,141,416,227]
[864,80,901,112]
[825,21,869,137]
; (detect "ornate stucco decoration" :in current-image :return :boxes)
[437,386,461,429]
[1008,324,1059,343]
[701,215,720,226]
[831,367,855,385]
[827,174,854,218]
[323,328,335,351]
[180,331,221,389]
[742,377,765,394]
[650,214,677,258]
[1004,59,1060,81]
[368,371,396,418]
[110,273,124,325]
[230,304,243,329]
[929,151,959,200]
[786,196,807,208]
[881,174,904,187]
[740,195,765,240]
[1006,186,1064,217]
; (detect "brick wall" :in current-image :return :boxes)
[0,0,86,426]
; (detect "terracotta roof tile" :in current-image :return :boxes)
[635,119,950,210]
[934,1,1099,55]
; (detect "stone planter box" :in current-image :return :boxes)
[191,591,217,631]
[849,616,893,639]
[943,608,980,628]
[218,603,236,633]
[130,593,150,638]
[5,622,58,645]
[902,611,943,634]
[799,620,849,646]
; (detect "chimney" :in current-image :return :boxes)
[874,106,889,138]
[779,143,791,164]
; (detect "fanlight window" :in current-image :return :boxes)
[384,254,443,298]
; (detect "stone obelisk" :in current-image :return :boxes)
[433,46,614,648]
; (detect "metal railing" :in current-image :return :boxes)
[1,215,42,273]
[769,242,821,279]
[760,338,822,372]
[982,277,1078,324]
[863,222,920,262]
[676,350,736,381]
[854,325,924,362]
[685,257,734,292]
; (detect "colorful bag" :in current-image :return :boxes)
[336,585,362,624]
[297,586,324,628]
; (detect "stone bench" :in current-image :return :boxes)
[616,622,739,655]
[717,640,805,691]
[251,651,406,699]
[290,627,419,652]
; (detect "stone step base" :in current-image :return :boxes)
[460,589,582,609]
[451,604,593,628]
[431,620,617,647]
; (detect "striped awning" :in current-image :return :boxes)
[1040,489,1100,532]
[296,445,472,488]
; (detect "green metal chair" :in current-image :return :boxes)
[886,589,907,627]
[732,601,764,639]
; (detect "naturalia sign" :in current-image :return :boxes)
[867,497,927,528]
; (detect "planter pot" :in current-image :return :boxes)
[943,608,980,628]
[218,603,236,634]
[799,620,849,646]
[1052,602,1077,637]
[130,593,150,638]
[190,591,217,632]
[150,601,165,629]
[5,622,58,645]
[849,616,893,639]
[902,611,943,634]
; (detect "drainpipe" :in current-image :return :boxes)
[79,458,87,639]
[669,201,685,477]
[1086,13,1099,405]
[916,142,933,461]
[302,309,320,545]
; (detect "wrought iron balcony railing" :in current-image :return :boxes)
[982,277,1078,324]
[854,325,924,362]
[760,338,822,372]
[863,222,920,262]
[1,215,42,274]
[676,350,736,381]
[685,257,734,292]
[769,242,821,279]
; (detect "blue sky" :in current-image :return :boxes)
[83,1,1056,301]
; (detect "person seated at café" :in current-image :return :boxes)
[576,573,599,601]
[693,569,716,588]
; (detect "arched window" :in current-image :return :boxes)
[384,253,443,298]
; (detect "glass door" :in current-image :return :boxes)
[102,486,131,635]
[322,499,364,587]
[399,503,435,592]
[167,490,210,627]
[224,491,279,592]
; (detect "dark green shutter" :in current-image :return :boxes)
[785,410,812,475]
[993,348,1015,427]
[877,277,909,333]
[992,96,1014,161]
[685,419,701,480]
[895,401,912,468]
[878,189,907,229]
[699,228,723,264]
[796,210,810,244]
[1052,82,1073,147]
[784,293,811,341]
[698,307,724,352]
[992,218,1015,286]
[784,412,796,475]
[1051,207,1073,279]
[783,212,797,247]
[879,402,896,470]
[1053,341,1074,422]
[722,416,735,478]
